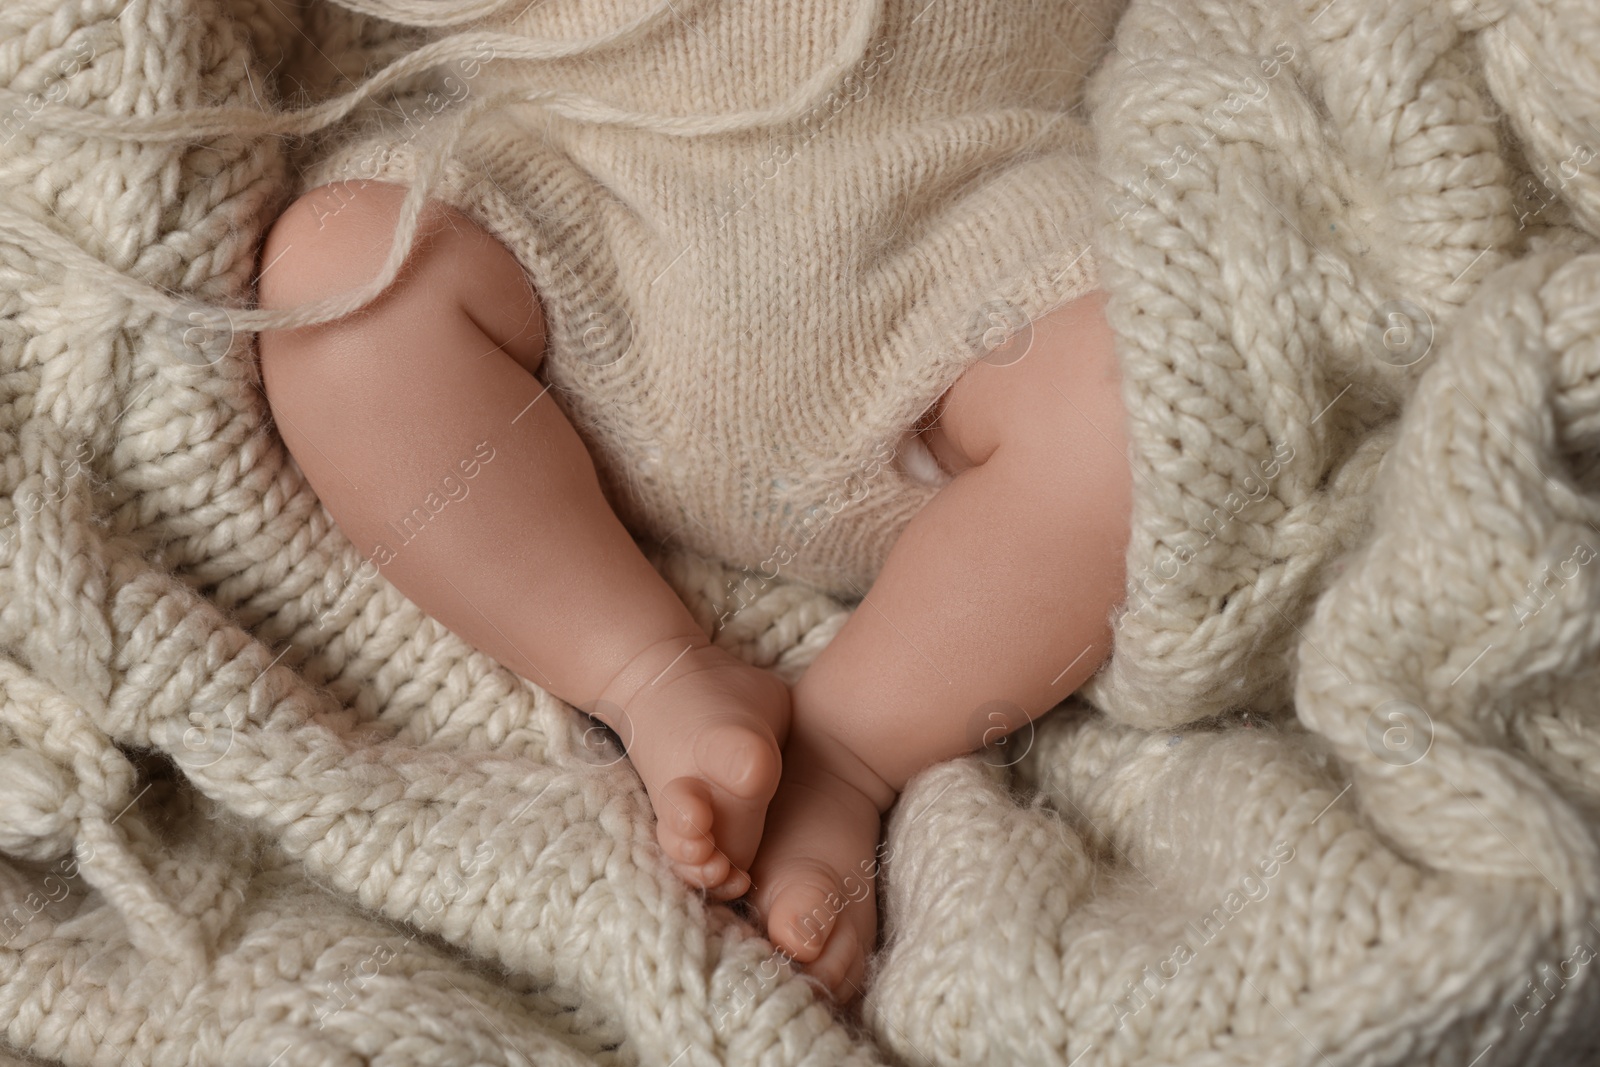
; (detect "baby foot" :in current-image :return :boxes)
[747,727,896,1002]
[595,635,790,898]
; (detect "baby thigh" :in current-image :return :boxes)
[257,180,546,374]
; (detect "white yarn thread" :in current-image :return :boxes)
[0,0,886,341]
[329,0,706,31]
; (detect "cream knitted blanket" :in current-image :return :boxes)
[2,0,1600,1066]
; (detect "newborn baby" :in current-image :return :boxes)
[255,0,1130,1001]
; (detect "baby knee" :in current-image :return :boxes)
[256,180,545,374]
[943,291,1121,464]
[256,181,408,317]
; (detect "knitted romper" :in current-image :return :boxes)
[297,0,1119,601]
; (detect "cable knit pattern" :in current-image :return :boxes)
[0,0,1598,1065]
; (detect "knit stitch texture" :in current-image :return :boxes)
[292,0,1109,598]
[0,0,1598,1065]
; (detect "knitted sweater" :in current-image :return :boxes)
[297,0,1113,601]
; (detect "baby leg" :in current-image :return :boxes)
[748,290,1132,998]
[255,180,789,896]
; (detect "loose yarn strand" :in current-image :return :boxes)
[0,85,490,338]
[0,0,881,141]
[239,89,491,335]
[329,0,706,32]
[233,0,874,339]
[0,22,664,143]
[0,0,886,339]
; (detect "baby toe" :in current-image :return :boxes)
[705,867,751,902]
[758,861,851,964]
[657,777,715,864]
[806,916,867,1003]
[674,853,733,889]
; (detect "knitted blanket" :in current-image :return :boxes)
[2,0,1599,1065]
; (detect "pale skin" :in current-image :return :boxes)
[255,180,1132,1003]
